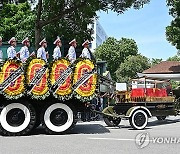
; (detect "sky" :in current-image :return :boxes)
[97,0,177,60]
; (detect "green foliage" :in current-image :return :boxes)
[166,0,180,50]
[0,0,150,47]
[170,80,179,89]
[0,2,34,42]
[2,0,27,3]
[94,37,138,80]
[34,0,149,47]
[151,58,162,66]
[116,54,150,82]
[167,55,180,61]
[37,0,100,43]
[100,0,150,13]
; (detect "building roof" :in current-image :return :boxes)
[143,61,180,74]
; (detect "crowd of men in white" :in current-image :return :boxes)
[0,36,91,63]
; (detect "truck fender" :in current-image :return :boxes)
[125,106,152,118]
[102,106,114,115]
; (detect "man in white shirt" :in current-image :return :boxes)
[67,39,77,63]
[7,37,17,59]
[0,37,3,61]
[19,37,30,62]
[37,38,48,62]
[53,36,62,60]
[81,40,91,59]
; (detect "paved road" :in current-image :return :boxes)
[1,116,180,154]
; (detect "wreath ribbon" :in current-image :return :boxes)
[0,60,25,99]
[26,58,49,99]
[73,59,97,101]
[50,59,73,101]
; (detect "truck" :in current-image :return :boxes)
[102,78,180,130]
[0,58,99,136]
[0,58,180,136]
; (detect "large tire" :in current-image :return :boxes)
[33,106,41,129]
[0,102,36,136]
[33,112,41,129]
[104,116,121,127]
[156,116,166,121]
[129,110,148,130]
[41,103,77,134]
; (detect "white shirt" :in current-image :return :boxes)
[53,46,61,60]
[20,46,29,62]
[68,46,76,63]
[37,47,47,62]
[7,46,16,59]
[81,47,91,59]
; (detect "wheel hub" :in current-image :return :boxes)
[134,113,146,127]
[50,109,68,126]
[6,108,25,127]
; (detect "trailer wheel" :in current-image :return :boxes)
[129,110,148,130]
[0,102,36,136]
[41,103,76,134]
[104,117,121,127]
[156,116,166,121]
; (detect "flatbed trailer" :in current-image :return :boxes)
[101,101,180,130]
[101,80,180,130]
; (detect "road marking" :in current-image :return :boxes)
[88,137,135,141]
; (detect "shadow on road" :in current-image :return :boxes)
[105,125,131,129]
[127,118,180,130]
[106,125,151,131]
[30,126,46,135]
[29,122,110,136]
[71,123,110,134]
[104,117,180,131]
[148,118,180,127]
[2,118,180,137]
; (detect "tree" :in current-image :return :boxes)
[151,58,162,66]
[166,0,180,50]
[167,55,180,61]
[0,0,150,48]
[0,2,35,41]
[34,0,150,48]
[116,54,150,82]
[0,0,30,6]
[94,37,138,80]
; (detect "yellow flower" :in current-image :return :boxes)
[0,60,25,97]
[73,59,97,97]
[26,59,49,96]
[50,59,72,96]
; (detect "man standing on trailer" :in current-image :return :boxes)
[7,37,17,59]
[19,37,30,62]
[37,38,48,62]
[80,40,91,59]
[0,37,3,61]
[67,39,77,63]
[53,36,62,60]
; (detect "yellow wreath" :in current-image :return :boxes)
[26,59,49,96]
[50,59,72,96]
[0,60,25,98]
[73,59,97,97]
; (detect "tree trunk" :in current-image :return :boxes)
[35,23,41,50]
[35,0,43,50]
